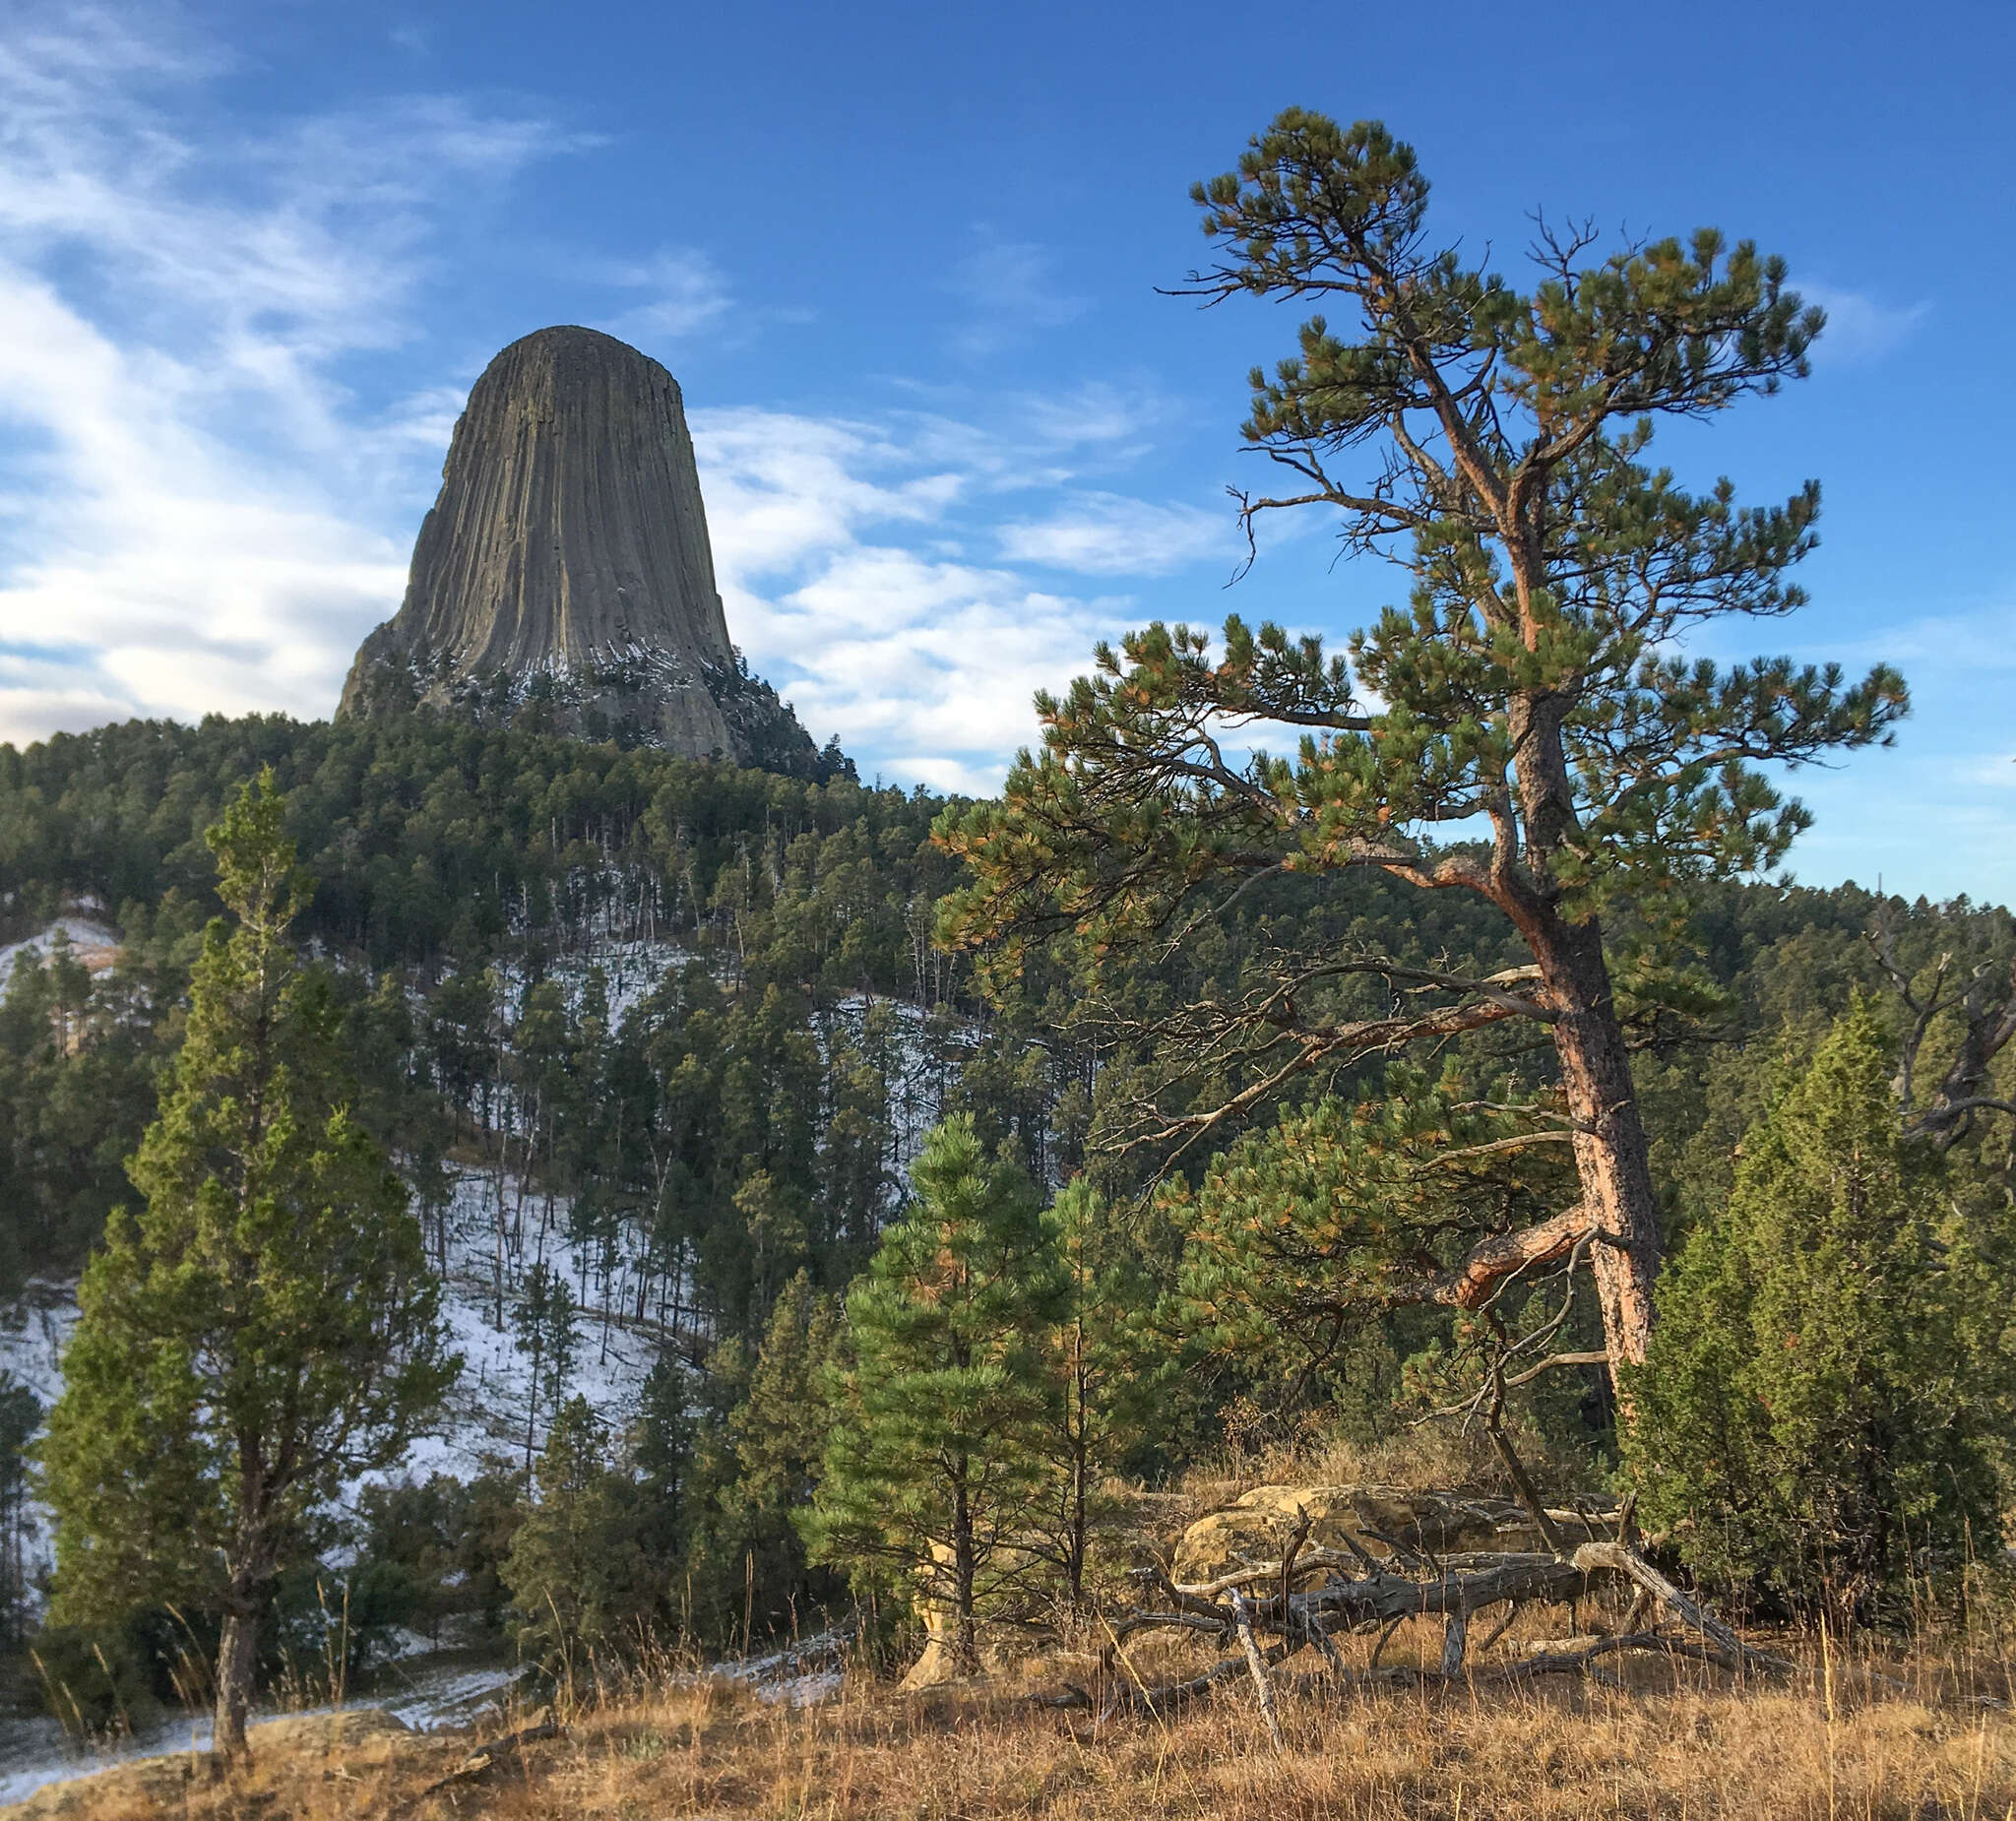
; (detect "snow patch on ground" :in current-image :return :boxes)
[0,1284,78,1595]
[700,1627,851,1709]
[0,1655,526,1805]
[2,1156,672,1598]
[384,1164,665,1489]
[0,919,120,991]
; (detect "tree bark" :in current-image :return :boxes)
[1528,912,1663,1367]
[950,1477,978,1677]
[213,1601,260,1761]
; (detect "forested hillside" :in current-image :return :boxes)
[9,709,2007,1305]
[1,696,2011,1744]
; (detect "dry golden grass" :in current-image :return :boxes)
[17,1621,2016,1821]
[1172,1416,1611,1522]
[16,1432,2014,1821]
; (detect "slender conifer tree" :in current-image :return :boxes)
[39,773,456,1757]
[806,1116,1063,1675]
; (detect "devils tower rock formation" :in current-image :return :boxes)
[341,326,830,773]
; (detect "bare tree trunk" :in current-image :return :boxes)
[1532,914,1663,1368]
[1067,1439,1089,1612]
[213,1598,260,1760]
[950,1476,978,1677]
[1230,1591,1284,1747]
[1064,1340,1091,1611]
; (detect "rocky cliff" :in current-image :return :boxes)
[341,326,833,773]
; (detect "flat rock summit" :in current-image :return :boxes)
[341,326,830,773]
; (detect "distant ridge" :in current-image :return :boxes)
[340,326,839,776]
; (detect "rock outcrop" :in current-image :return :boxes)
[341,326,835,773]
[1171,1483,1612,1588]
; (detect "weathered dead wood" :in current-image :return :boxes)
[1104,1610,1230,1649]
[1080,1533,1827,1723]
[1231,1592,1286,1747]
[1477,1600,1525,1654]
[1102,1611,1784,1721]
[1513,1630,1731,1676]
[1438,1606,1469,1679]
[1572,1541,1794,1676]
[1171,1543,1384,1600]
[1080,1516,2016,1728]
[1869,917,2016,1150]
[1093,1550,1606,1719]
[1295,1552,1596,1626]
[1101,1637,1293,1719]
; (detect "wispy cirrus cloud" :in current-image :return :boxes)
[693,406,1153,793]
[600,247,733,342]
[0,4,594,741]
[997,492,1230,576]
[1796,281,1932,365]
[0,6,1228,790]
[942,233,1090,359]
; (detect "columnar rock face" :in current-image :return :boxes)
[341,325,821,769]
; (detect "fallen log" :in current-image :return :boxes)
[1570,1541,1795,1677]
[1231,1591,1286,1748]
[1083,1539,1796,1726]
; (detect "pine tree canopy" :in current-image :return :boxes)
[805,1116,1065,1670]
[1627,999,2016,1615]
[1167,1066,1581,1367]
[936,109,1912,1372]
[36,771,457,1752]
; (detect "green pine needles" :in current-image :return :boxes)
[37,773,457,1756]
[1627,1000,2016,1620]
[805,1116,1066,1677]
[938,108,1912,1377]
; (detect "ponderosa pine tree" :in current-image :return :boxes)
[38,774,456,1758]
[804,1116,1064,1676]
[677,1270,848,1646]
[0,1371,36,1647]
[513,1261,578,1474]
[1625,1001,2015,1618]
[937,112,1907,1374]
[503,1396,661,1681]
[1039,1179,1157,1610]
[1168,1066,1578,1375]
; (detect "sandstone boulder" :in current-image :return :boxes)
[1171,1483,1609,1588]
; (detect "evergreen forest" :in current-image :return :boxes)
[2,106,2014,1803]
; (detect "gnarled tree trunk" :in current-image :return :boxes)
[1531,914,1662,1367]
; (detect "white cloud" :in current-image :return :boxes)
[692,407,1135,786]
[0,7,1198,790]
[942,235,1089,358]
[600,247,732,342]
[0,5,580,742]
[1797,282,1931,366]
[1957,755,2016,788]
[1018,381,1165,455]
[997,492,1230,576]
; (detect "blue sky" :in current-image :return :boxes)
[1,0,2010,900]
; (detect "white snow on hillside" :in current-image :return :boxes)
[389,1164,668,1486]
[0,919,121,990]
[1,922,973,1602]
[0,1162,672,1599]
[0,1285,75,1600]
